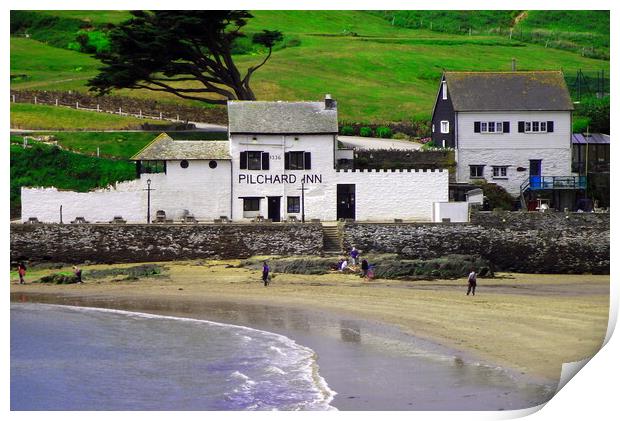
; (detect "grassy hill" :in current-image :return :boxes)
[372,10,609,59]
[10,10,610,125]
[10,103,168,130]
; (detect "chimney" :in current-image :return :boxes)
[324,93,336,110]
[511,58,517,71]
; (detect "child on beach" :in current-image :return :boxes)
[17,262,26,284]
[73,266,83,284]
[262,261,270,286]
[350,247,360,265]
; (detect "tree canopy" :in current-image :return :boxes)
[87,11,283,104]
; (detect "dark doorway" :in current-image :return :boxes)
[529,159,542,176]
[267,197,281,222]
[337,184,356,220]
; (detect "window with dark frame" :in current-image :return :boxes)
[247,151,262,170]
[287,196,300,213]
[243,198,260,212]
[288,151,305,170]
[470,165,484,178]
[285,151,311,170]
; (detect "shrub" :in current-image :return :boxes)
[340,125,355,136]
[359,127,373,137]
[421,140,437,150]
[572,116,591,133]
[39,273,79,284]
[375,126,393,138]
[392,132,410,140]
[473,180,515,210]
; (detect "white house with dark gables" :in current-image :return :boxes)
[21,96,449,223]
[431,71,585,209]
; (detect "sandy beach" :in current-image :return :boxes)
[10,260,609,410]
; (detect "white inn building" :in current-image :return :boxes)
[22,96,449,223]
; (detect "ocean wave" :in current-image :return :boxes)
[14,302,337,410]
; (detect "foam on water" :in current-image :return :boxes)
[10,303,337,411]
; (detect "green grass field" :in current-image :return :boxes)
[10,103,169,130]
[10,10,610,123]
[10,131,228,159]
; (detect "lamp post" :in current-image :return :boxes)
[145,179,152,224]
[297,181,308,223]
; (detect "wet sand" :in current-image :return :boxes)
[9,261,610,410]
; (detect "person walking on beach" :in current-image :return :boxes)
[17,262,27,284]
[262,261,270,286]
[350,247,360,265]
[73,265,83,284]
[466,268,477,296]
[360,259,369,279]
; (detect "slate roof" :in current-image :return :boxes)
[572,133,610,144]
[131,133,231,160]
[228,100,338,134]
[444,71,574,111]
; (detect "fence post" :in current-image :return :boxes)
[119,107,122,115]
[97,147,100,157]
[34,96,37,104]
[76,101,79,109]
[97,104,100,112]
[55,98,58,106]
[12,95,15,103]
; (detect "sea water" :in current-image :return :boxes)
[10,303,336,411]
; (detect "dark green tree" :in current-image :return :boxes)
[87,11,283,104]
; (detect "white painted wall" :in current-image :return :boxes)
[456,111,572,196]
[21,159,232,223]
[230,133,337,221]
[22,133,449,223]
[432,201,469,223]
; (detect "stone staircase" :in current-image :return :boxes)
[321,224,342,254]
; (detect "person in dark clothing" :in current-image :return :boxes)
[350,247,360,265]
[17,262,27,284]
[466,269,477,296]
[262,261,270,286]
[360,259,369,278]
[73,266,83,284]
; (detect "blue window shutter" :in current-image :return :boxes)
[474,122,481,133]
[518,121,525,133]
[304,152,312,170]
[284,152,290,169]
[240,151,247,169]
[503,121,510,133]
[547,121,554,132]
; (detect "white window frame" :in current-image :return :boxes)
[440,120,449,134]
[442,81,447,100]
[492,166,508,178]
[524,121,548,134]
[481,121,505,134]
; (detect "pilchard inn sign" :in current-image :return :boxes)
[238,174,323,184]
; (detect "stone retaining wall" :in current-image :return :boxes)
[342,217,609,274]
[470,211,610,231]
[10,223,323,264]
